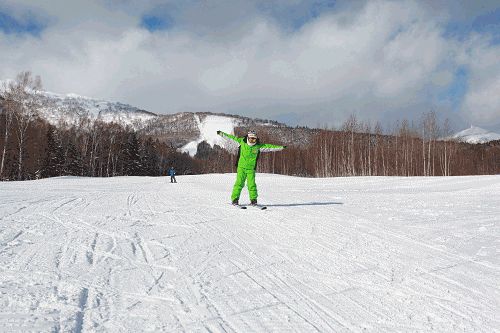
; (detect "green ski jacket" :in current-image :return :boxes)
[218,131,285,170]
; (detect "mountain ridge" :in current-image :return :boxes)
[4,86,499,153]
[9,88,296,155]
[452,125,500,144]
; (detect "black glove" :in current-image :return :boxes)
[217,130,221,135]
[283,145,287,149]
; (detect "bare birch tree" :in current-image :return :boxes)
[2,72,42,180]
[440,119,454,176]
[0,91,15,179]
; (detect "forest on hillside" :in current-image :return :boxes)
[1,72,499,181]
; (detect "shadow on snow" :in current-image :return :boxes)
[265,202,343,207]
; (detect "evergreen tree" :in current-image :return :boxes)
[140,137,159,176]
[123,131,141,175]
[43,125,64,177]
[194,141,212,160]
[64,141,83,176]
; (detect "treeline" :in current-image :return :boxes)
[0,72,198,181]
[0,115,199,181]
[196,117,499,178]
[250,114,500,177]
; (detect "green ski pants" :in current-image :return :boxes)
[231,168,257,201]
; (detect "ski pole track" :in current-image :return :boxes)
[0,205,27,221]
[0,195,63,224]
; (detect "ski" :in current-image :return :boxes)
[230,203,267,210]
[247,204,267,210]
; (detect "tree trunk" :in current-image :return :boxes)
[0,117,10,179]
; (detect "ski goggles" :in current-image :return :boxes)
[248,136,257,142]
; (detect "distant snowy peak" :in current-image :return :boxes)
[0,83,157,130]
[452,126,500,144]
[37,91,157,129]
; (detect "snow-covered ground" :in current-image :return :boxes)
[1,175,499,332]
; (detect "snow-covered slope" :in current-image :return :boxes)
[180,114,239,156]
[452,126,500,144]
[1,175,499,332]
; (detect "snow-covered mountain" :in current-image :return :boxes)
[1,84,293,154]
[153,113,286,156]
[1,175,499,331]
[138,111,290,155]
[38,91,157,129]
[0,82,157,129]
[452,126,500,144]
[20,87,300,155]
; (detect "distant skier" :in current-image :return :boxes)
[168,167,177,183]
[217,130,286,206]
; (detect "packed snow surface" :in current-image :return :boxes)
[1,175,499,332]
[452,126,500,144]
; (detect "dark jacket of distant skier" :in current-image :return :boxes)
[217,130,286,205]
[168,167,177,183]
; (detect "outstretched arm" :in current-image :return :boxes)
[259,143,286,153]
[217,131,244,144]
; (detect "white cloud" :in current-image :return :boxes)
[431,70,454,87]
[459,35,500,126]
[1,0,499,131]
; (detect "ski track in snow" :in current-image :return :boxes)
[0,175,499,332]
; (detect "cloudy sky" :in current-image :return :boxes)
[1,0,499,131]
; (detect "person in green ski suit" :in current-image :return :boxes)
[216,130,286,206]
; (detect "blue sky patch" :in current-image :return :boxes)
[439,66,469,111]
[258,0,336,32]
[0,11,46,36]
[471,7,500,44]
[140,14,174,32]
[444,7,500,44]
